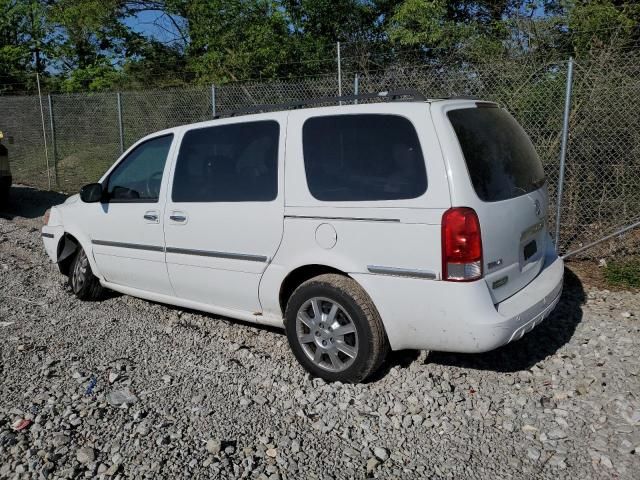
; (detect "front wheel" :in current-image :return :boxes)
[69,247,104,301]
[285,274,389,383]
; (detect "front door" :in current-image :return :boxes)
[87,134,175,296]
[163,117,286,314]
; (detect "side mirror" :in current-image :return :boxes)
[80,183,103,203]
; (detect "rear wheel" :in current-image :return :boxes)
[285,274,389,383]
[69,247,103,300]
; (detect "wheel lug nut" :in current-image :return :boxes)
[315,331,320,336]
[322,340,327,346]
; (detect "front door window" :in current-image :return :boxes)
[107,134,173,202]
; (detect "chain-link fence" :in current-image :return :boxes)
[0,52,638,258]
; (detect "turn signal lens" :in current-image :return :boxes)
[43,209,51,226]
[442,207,483,281]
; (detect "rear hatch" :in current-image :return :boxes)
[447,106,548,304]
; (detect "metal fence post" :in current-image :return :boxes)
[211,84,216,118]
[554,57,575,253]
[354,73,359,104]
[337,41,342,104]
[47,94,57,186]
[35,72,52,190]
[116,92,124,154]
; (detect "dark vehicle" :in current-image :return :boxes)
[0,131,11,204]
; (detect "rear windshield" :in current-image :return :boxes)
[448,107,546,202]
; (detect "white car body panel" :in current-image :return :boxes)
[78,132,178,296]
[41,99,564,354]
[162,113,288,314]
[259,103,449,326]
[431,101,551,303]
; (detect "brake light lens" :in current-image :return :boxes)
[442,207,483,281]
[43,209,51,226]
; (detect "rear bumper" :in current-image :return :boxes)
[353,242,564,352]
[492,246,563,347]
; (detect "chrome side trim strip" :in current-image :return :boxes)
[165,247,267,263]
[41,233,54,238]
[521,221,544,240]
[92,240,164,252]
[92,239,267,262]
[285,215,400,223]
[367,265,437,280]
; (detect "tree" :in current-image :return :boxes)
[386,0,520,63]
[0,0,51,93]
[1,0,638,92]
[566,0,639,56]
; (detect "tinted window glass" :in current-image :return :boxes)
[448,108,546,202]
[107,135,173,201]
[302,115,427,201]
[172,121,279,202]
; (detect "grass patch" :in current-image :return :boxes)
[55,145,116,192]
[604,258,640,288]
[8,143,117,193]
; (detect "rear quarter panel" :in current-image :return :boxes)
[431,101,551,303]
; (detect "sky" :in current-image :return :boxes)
[124,10,187,47]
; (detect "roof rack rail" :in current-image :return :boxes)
[447,95,481,100]
[214,89,426,119]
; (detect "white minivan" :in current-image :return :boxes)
[42,92,564,382]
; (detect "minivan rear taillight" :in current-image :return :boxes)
[442,207,483,281]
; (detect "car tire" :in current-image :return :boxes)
[69,247,104,301]
[285,274,389,383]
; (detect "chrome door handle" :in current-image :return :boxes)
[170,215,187,222]
[143,212,159,222]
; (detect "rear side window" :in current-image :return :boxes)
[172,121,279,202]
[302,114,427,201]
[448,108,546,202]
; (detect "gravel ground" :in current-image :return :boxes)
[1,186,639,479]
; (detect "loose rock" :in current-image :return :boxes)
[0,201,639,479]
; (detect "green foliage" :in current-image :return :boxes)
[183,0,292,82]
[387,0,448,46]
[604,258,640,289]
[567,1,640,54]
[121,40,189,88]
[387,0,512,61]
[0,0,51,92]
[0,0,639,91]
[59,62,124,92]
